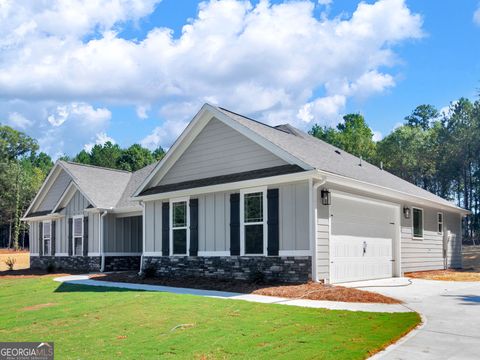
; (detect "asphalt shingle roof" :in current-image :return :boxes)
[216,107,459,209]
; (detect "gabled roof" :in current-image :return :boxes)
[134,104,466,214]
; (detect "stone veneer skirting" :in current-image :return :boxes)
[142,256,312,283]
[30,256,140,272]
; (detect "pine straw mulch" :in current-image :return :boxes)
[0,269,73,279]
[406,269,480,282]
[91,272,401,304]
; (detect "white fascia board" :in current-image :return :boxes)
[133,105,212,197]
[321,170,469,215]
[23,162,63,217]
[110,206,142,215]
[133,104,313,197]
[57,162,98,208]
[21,214,65,222]
[134,170,323,202]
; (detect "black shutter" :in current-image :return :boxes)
[83,216,89,256]
[51,221,56,256]
[189,199,199,256]
[162,202,170,256]
[68,218,73,256]
[39,222,43,256]
[267,189,279,256]
[230,193,240,256]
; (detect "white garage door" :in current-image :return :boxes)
[330,193,397,283]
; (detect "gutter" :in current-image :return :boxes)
[99,210,108,272]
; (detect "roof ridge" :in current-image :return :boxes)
[60,160,132,174]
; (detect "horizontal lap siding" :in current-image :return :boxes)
[159,118,287,186]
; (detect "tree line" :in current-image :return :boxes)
[310,99,480,243]
[0,129,164,249]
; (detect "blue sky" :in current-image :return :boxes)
[1,0,479,157]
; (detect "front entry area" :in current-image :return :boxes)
[329,192,400,283]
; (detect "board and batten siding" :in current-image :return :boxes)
[29,221,39,254]
[316,193,330,281]
[104,214,142,253]
[158,118,287,186]
[36,170,71,212]
[143,182,310,254]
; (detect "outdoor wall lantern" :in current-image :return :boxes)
[321,189,331,206]
[403,206,411,219]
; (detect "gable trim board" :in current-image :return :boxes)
[133,104,313,197]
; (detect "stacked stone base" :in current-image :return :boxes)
[30,256,140,272]
[143,256,312,283]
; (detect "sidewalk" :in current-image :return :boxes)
[54,274,411,313]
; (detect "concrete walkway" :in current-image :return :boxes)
[342,277,480,360]
[53,274,410,313]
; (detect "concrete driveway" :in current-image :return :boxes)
[342,277,480,360]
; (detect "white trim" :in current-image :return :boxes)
[104,252,142,256]
[57,162,97,208]
[412,206,424,239]
[132,104,312,197]
[30,253,39,257]
[55,253,69,257]
[240,186,268,256]
[21,213,64,222]
[24,163,62,217]
[133,169,320,203]
[169,196,190,256]
[111,207,142,215]
[143,251,163,256]
[331,190,401,209]
[437,211,444,235]
[278,250,312,257]
[197,251,230,257]
[88,252,100,256]
[72,215,84,256]
[42,220,52,256]
[114,211,142,218]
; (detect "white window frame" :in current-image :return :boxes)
[437,212,444,235]
[240,186,268,256]
[42,220,52,256]
[72,215,84,256]
[169,196,190,256]
[412,207,424,239]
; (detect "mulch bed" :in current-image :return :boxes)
[0,269,74,279]
[91,272,401,304]
[406,269,480,281]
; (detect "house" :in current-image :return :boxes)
[24,104,468,283]
[23,160,157,271]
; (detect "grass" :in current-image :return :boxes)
[0,276,420,359]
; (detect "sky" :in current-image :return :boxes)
[0,0,479,158]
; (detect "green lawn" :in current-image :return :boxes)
[0,276,420,359]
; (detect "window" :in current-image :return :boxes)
[42,221,51,256]
[73,216,83,256]
[413,207,424,239]
[241,188,267,255]
[170,198,189,255]
[437,212,444,234]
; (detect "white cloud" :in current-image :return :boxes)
[372,130,383,142]
[84,132,116,152]
[136,105,150,119]
[474,4,480,25]
[0,0,423,153]
[317,0,332,5]
[6,112,33,129]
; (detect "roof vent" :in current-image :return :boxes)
[274,124,301,137]
[359,156,363,167]
[335,150,341,155]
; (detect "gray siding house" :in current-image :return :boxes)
[25,104,468,283]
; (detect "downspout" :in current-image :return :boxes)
[311,177,326,283]
[138,201,145,276]
[100,210,108,272]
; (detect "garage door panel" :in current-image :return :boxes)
[330,194,396,283]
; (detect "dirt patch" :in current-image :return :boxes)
[406,269,480,281]
[0,250,29,271]
[463,246,480,271]
[21,303,57,311]
[91,272,401,304]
